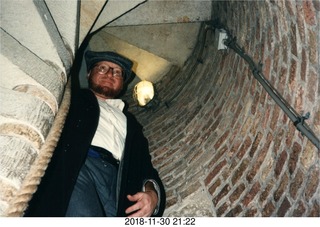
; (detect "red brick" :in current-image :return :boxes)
[296,4,306,43]
[229,183,245,203]
[213,106,222,118]
[242,182,261,206]
[238,74,248,97]
[308,29,317,64]
[231,103,243,125]
[153,147,178,168]
[247,133,272,183]
[290,24,298,57]
[272,15,280,42]
[213,184,231,206]
[290,116,299,140]
[289,168,304,199]
[285,0,296,16]
[308,201,320,217]
[216,202,229,217]
[237,137,252,159]
[251,92,260,114]
[278,67,287,94]
[282,36,289,64]
[250,79,257,97]
[226,205,243,217]
[207,145,228,170]
[255,17,261,40]
[289,142,302,175]
[289,59,297,93]
[214,131,230,150]
[314,109,320,126]
[277,197,291,216]
[307,69,317,103]
[270,106,280,131]
[273,128,284,155]
[250,112,261,136]
[186,148,204,165]
[231,159,249,185]
[274,173,289,202]
[259,180,275,203]
[304,167,320,202]
[262,201,275,217]
[273,44,280,72]
[244,207,257,217]
[303,0,317,25]
[205,159,227,185]
[259,88,267,107]
[300,48,307,81]
[249,132,263,157]
[166,197,178,208]
[274,149,288,178]
[208,178,221,195]
[294,86,304,114]
[293,200,306,216]
[267,25,273,55]
[165,189,175,198]
[229,139,241,157]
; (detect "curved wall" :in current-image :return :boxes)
[1,0,318,217]
[126,1,320,216]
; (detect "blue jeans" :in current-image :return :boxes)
[65,156,118,217]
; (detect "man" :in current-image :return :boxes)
[24,51,166,217]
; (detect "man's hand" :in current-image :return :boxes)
[125,182,158,217]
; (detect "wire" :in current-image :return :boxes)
[209,20,319,150]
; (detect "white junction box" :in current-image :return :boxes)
[217,29,228,50]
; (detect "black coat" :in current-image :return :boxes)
[24,88,166,217]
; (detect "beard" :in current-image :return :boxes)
[88,77,122,98]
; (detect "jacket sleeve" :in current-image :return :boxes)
[142,179,162,215]
[117,112,166,217]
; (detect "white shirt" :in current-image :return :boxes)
[92,98,161,214]
[91,98,127,160]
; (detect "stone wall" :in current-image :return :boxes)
[0,0,77,216]
[0,0,144,216]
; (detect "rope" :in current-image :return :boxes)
[4,79,71,217]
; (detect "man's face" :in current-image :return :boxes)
[88,61,124,99]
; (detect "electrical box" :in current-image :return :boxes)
[217,29,228,50]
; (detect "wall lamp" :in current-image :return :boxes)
[133,80,160,110]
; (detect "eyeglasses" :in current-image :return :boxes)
[93,64,123,78]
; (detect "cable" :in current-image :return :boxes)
[209,20,319,150]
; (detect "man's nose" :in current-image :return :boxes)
[103,68,114,77]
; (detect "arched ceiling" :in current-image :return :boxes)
[79,0,212,86]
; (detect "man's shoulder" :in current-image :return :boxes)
[78,88,94,96]
[74,89,95,101]
[70,89,98,109]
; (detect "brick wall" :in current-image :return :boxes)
[124,0,319,217]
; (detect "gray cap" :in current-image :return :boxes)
[85,50,133,83]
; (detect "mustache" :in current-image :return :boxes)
[88,79,122,99]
